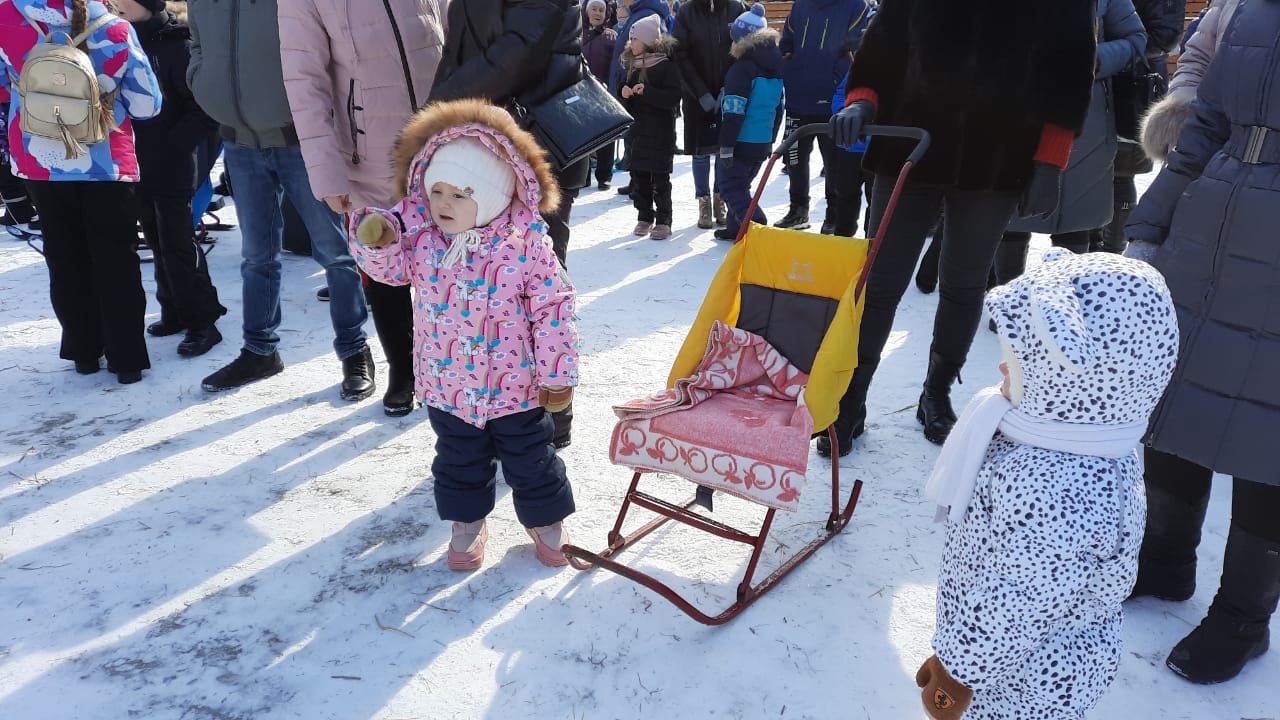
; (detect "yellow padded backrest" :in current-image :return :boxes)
[668,223,869,432]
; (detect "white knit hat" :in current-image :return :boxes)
[421,136,516,228]
[585,0,606,10]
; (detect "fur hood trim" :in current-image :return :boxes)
[730,27,779,59]
[621,34,677,67]
[392,99,560,216]
[1141,93,1194,163]
[166,1,187,25]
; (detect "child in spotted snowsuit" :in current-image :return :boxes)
[349,100,579,571]
[916,250,1180,720]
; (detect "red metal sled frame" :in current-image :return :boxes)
[563,124,930,625]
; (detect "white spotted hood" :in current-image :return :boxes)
[985,249,1180,426]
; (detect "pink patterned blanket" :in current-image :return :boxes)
[609,322,815,512]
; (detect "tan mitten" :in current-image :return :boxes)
[539,386,574,413]
[916,655,973,720]
[356,214,395,248]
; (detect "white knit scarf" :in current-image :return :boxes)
[923,386,1148,523]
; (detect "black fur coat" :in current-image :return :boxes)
[849,0,1097,192]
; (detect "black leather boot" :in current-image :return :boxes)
[917,352,962,445]
[340,345,376,401]
[1130,483,1209,602]
[817,366,872,458]
[1167,525,1280,684]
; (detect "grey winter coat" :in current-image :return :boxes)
[1126,0,1280,486]
[1008,0,1146,235]
[187,0,297,149]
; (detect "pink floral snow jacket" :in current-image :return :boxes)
[348,102,578,428]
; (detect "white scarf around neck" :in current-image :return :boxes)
[439,228,488,269]
[923,385,1148,524]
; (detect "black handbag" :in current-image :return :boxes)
[1113,59,1168,142]
[458,0,632,170]
[510,71,634,170]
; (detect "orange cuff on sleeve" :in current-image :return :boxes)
[1034,124,1074,169]
[845,87,879,112]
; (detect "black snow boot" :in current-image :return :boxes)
[340,345,376,401]
[915,236,941,294]
[1167,525,1280,684]
[817,366,873,458]
[774,204,810,231]
[1130,483,1209,602]
[383,362,416,417]
[917,352,962,445]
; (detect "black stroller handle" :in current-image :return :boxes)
[777,123,932,166]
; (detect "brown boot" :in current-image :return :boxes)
[713,193,727,227]
[697,197,713,229]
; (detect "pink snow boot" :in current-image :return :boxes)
[526,522,570,567]
[448,520,488,571]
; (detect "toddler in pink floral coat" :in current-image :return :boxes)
[349,100,579,570]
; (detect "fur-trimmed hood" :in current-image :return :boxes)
[730,27,780,60]
[392,99,561,217]
[166,0,187,25]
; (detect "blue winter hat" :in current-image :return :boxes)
[730,4,768,43]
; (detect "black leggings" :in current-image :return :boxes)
[856,179,1019,377]
[1145,447,1280,542]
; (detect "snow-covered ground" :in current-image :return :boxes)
[0,155,1271,720]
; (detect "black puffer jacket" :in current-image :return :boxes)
[132,7,219,193]
[430,0,588,187]
[672,0,746,155]
[848,0,1096,192]
[620,38,682,173]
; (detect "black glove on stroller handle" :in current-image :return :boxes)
[777,123,932,166]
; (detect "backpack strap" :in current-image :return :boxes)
[70,14,116,48]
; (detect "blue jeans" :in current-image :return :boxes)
[691,154,724,199]
[224,143,368,360]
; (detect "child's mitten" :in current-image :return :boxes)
[915,655,973,720]
[539,386,574,413]
[356,214,395,248]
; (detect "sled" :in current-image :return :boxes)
[563,123,930,624]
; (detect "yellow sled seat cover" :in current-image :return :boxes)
[668,223,869,431]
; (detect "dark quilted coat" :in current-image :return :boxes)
[1126,0,1280,486]
[1008,0,1146,234]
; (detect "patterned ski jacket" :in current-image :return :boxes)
[348,100,578,428]
[0,0,161,182]
[934,250,1179,718]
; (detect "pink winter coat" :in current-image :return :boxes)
[279,0,446,208]
[348,101,578,427]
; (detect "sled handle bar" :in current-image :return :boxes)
[775,123,931,166]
